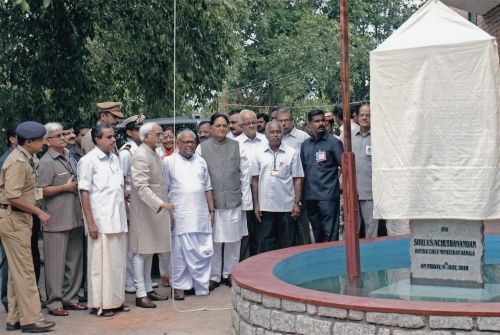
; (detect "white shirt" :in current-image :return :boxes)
[252,143,304,212]
[118,139,139,190]
[235,132,268,210]
[164,153,212,235]
[78,147,128,234]
[282,127,310,152]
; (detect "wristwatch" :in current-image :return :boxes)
[295,201,302,206]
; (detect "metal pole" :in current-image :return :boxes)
[339,0,360,279]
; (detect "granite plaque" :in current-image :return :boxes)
[410,219,484,288]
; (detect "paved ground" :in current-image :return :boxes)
[0,283,233,334]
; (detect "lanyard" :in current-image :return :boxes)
[56,155,76,176]
[17,148,37,176]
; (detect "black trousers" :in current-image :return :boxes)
[257,212,295,253]
[240,210,258,261]
[31,215,41,284]
[306,199,340,242]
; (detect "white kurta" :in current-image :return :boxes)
[164,153,214,294]
[77,147,128,234]
[164,153,212,235]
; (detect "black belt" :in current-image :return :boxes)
[0,204,25,213]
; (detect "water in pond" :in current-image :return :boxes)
[273,236,500,303]
[296,264,500,302]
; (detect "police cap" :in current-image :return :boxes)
[123,114,146,130]
[15,121,46,140]
[96,101,124,118]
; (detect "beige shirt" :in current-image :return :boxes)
[0,146,36,207]
[38,148,83,232]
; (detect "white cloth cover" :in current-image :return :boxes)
[87,233,126,314]
[370,0,500,220]
[171,233,213,295]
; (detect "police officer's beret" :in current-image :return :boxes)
[123,114,146,130]
[96,101,124,118]
[15,121,46,140]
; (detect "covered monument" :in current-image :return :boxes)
[370,0,500,287]
[370,0,500,220]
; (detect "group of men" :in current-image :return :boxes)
[0,99,390,333]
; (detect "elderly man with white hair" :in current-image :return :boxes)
[164,130,214,299]
[235,110,267,260]
[38,123,86,316]
[129,123,173,308]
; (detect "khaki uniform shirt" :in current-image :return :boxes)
[38,148,83,232]
[0,146,37,207]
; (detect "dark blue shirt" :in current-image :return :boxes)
[0,147,13,171]
[301,133,343,201]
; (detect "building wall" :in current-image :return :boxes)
[451,5,500,61]
[482,5,500,60]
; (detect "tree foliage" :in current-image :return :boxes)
[225,0,421,115]
[0,0,239,129]
[0,0,422,133]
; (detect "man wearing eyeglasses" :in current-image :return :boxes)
[129,123,173,308]
[235,110,267,260]
[275,107,311,246]
[164,130,214,300]
[38,123,86,317]
[275,107,310,152]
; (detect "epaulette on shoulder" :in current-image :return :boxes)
[119,144,131,153]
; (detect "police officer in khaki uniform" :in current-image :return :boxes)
[81,102,124,155]
[0,121,56,333]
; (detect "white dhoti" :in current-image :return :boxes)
[171,233,213,295]
[87,233,126,314]
[210,207,245,282]
[213,207,247,243]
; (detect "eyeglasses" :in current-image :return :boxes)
[46,133,64,139]
[148,132,164,137]
[241,121,257,127]
[277,119,293,123]
[213,124,228,129]
[179,140,196,145]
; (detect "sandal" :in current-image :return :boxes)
[115,304,130,312]
[100,309,114,317]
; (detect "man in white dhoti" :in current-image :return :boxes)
[129,123,173,308]
[78,124,129,317]
[164,130,214,300]
[196,113,250,291]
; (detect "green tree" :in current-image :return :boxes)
[225,0,421,114]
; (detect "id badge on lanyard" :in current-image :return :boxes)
[316,150,327,163]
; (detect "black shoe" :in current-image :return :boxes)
[184,288,195,296]
[221,275,233,288]
[209,280,220,292]
[147,290,168,301]
[21,321,55,333]
[6,322,20,331]
[135,297,156,308]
